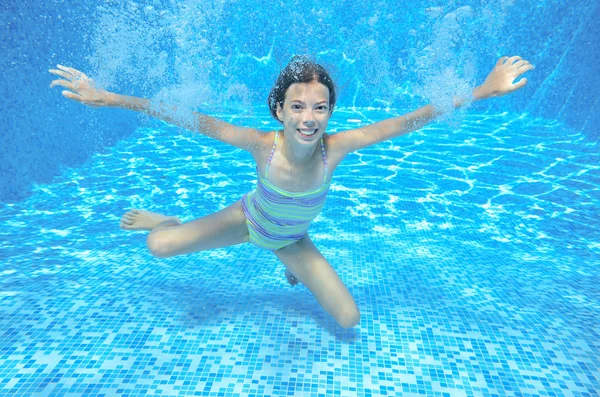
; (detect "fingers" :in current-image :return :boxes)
[498,56,532,67]
[62,90,84,102]
[50,64,94,91]
[49,68,71,80]
[517,64,535,75]
[517,62,535,73]
[506,55,522,65]
[511,77,528,92]
[50,64,93,104]
[53,65,89,82]
[514,59,535,71]
[50,79,75,90]
[56,64,81,77]
[496,56,509,66]
[49,65,88,93]
[496,56,520,66]
[513,60,529,69]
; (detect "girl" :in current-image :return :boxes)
[49,55,533,328]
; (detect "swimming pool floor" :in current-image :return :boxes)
[1,111,598,396]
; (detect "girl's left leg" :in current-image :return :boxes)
[119,201,249,258]
[274,234,360,328]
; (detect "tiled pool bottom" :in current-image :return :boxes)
[1,240,598,397]
[1,111,599,396]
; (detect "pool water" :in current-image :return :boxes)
[1,109,598,396]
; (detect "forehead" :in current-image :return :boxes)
[285,81,330,102]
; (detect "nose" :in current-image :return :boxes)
[302,111,316,127]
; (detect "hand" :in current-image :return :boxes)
[473,56,534,100]
[49,65,112,107]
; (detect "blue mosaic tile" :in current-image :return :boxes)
[1,113,599,396]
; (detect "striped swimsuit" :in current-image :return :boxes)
[241,131,331,251]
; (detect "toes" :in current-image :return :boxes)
[122,211,138,220]
[121,212,134,221]
[122,209,140,217]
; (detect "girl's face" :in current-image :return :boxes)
[276,81,331,147]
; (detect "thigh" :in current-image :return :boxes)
[148,200,249,257]
[274,235,360,328]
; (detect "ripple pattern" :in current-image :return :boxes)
[0,110,598,396]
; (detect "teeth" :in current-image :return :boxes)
[298,129,316,136]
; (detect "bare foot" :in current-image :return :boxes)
[119,209,181,231]
[285,269,299,286]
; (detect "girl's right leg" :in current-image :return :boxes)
[274,234,360,328]
[120,200,249,258]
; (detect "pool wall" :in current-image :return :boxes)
[1,0,598,202]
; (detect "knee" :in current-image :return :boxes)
[335,306,361,329]
[146,232,172,258]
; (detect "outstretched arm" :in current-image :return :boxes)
[49,65,261,152]
[333,56,534,155]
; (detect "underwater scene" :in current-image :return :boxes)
[1,1,598,396]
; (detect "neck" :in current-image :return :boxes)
[280,130,320,164]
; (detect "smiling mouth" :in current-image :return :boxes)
[298,129,317,136]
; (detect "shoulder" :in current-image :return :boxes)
[323,131,353,155]
[324,126,373,157]
[323,132,350,171]
[248,129,277,158]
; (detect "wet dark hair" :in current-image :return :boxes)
[268,56,337,122]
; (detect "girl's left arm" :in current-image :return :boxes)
[333,56,534,155]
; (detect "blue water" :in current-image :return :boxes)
[1,108,598,396]
[2,0,600,396]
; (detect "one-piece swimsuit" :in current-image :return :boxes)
[241,131,331,251]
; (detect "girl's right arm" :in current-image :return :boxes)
[49,65,262,152]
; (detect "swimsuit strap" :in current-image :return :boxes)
[264,130,328,183]
[264,130,279,179]
[320,136,328,183]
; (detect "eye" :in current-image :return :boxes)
[316,105,329,112]
[291,104,303,110]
